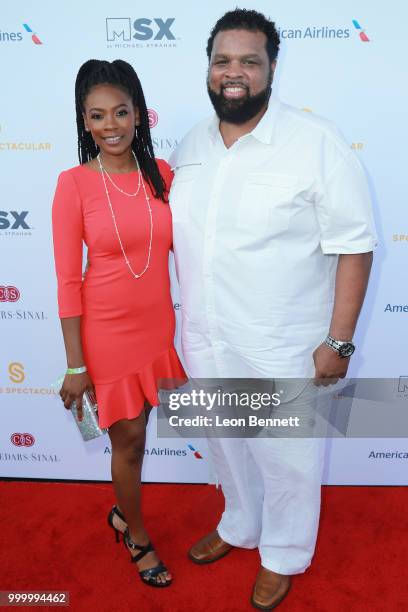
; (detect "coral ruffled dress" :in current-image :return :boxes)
[52,159,186,428]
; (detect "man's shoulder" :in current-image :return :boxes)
[183,115,214,138]
[170,116,213,168]
[279,101,336,133]
[278,101,347,147]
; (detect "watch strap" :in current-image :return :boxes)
[324,335,355,357]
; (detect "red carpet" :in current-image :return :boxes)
[0,482,407,611]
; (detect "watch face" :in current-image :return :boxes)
[339,342,355,358]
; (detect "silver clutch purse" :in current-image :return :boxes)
[52,377,107,442]
[70,390,107,441]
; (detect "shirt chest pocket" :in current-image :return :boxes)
[237,173,298,236]
[169,164,200,223]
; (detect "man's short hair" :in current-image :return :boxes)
[206,8,280,62]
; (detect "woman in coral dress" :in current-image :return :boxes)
[52,59,185,587]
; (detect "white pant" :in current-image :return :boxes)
[209,434,324,575]
[183,344,326,574]
[204,380,325,575]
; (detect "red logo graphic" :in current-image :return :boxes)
[352,20,370,42]
[22,23,43,45]
[0,286,20,302]
[11,433,35,447]
[147,109,159,129]
[187,444,203,459]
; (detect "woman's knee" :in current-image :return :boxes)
[113,436,146,466]
[109,418,147,463]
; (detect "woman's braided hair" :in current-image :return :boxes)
[75,59,166,201]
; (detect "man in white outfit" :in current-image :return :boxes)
[169,8,376,609]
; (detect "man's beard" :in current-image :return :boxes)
[207,72,272,125]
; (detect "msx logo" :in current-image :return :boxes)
[106,18,176,42]
[0,211,30,229]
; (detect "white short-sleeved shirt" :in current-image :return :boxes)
[169,98,377,378]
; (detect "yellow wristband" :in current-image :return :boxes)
[66,366,87,375]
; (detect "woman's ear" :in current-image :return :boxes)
[83,113,90,132]
[135,107,140,127]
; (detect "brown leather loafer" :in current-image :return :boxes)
[188,530,233,564]
[251,567,291,610]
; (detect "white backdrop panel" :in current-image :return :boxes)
[1,1,407,483]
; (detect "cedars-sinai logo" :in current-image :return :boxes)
[0,286,20,302]
[147,109,158,129]
[11,433,35,447]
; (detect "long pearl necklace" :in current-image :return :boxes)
[98,150,141,197]
[97,153,153,280]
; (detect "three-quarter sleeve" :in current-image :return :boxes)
[52,170,84,317]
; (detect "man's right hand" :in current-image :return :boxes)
[59,372,95,421]
[313,343,350,386]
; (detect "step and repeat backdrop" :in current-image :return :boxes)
[1,1,407,484]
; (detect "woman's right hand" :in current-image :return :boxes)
[59,372,95,421]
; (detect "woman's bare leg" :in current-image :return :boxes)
[108,411,171,584]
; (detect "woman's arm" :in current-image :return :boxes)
[59,316,94,418]
[52,171,94,418]
[61,316,85,368]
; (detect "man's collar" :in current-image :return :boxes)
[251,96,280,144]
[208,114,220,142]
[207,96,281,145]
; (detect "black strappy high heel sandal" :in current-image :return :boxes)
[107,505,127,543]
[123,527,172,588]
